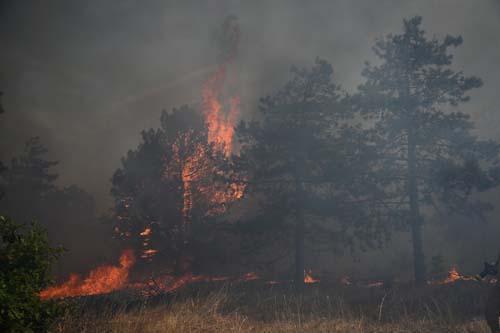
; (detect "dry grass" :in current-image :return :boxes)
[51,281,494,333]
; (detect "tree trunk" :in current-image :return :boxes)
[407,128,426,285]
[294,179,305,290]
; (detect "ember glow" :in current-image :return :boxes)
[439,266,476,284]
[175,15,244,227]
[42,17,248,301]
[426,266,478,285]
[140,227,152,237]
[304,270,320,284]
[40,250,135,299]
[202,14,241,156]
[139,225,157,260]
[139,271,259,295]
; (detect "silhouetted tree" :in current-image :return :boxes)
[0,91,5,200]
[236,58,383,288]
[0,137,104,275]
[0,137,58,223]
[355,17,500,284]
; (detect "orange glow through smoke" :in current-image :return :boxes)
[304,270,320,284]
[202,65,240,156]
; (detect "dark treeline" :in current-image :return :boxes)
[1,17,500,286]
[108,17,500,286]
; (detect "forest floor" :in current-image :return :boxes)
[50,280,495,333]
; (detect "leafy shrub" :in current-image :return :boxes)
[0,215,63,332]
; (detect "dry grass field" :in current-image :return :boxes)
[50,280,495,333]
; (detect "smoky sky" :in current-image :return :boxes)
[1,0,500,212]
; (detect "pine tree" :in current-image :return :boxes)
[355,17,500,284]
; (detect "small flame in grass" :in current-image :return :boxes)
[40,250,135,299]
[443,266,461,284]
[366,281,384,288]
[140,271,259,295]
[340,275,352,286]
[434,266,476,285]
[304,270,320,284]
[239,272,259,281]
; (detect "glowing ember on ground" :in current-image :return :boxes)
[366,281,384,288]
[440,266,476,284]
[340,276,352,285]
[428,266,477,285]
[138,271,260,296]
[443,266,461,283]
[40,250,135,299]
[304,270,320,284]
[239,272,259,281]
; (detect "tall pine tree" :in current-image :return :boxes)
[355,17,500,284]
[237,58,382,287]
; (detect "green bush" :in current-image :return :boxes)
[0,215,63,332]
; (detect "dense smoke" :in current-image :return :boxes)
[1,0,500,279]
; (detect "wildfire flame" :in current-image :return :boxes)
[136,271,259,296]
[439,266,475,284]
[304,270,320,284]
[140,227,152,237]
[45,18,247,301]
[202,66,240,156]
[40,250,135,299]
[174,15,244,230]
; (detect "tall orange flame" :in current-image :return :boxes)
[202,65,240,156]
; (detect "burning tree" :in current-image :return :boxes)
[111,105,241,275]
[112,15,244,277]
[236,58,383,288]
[354,17,500,284]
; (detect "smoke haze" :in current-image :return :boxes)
[1,0,499,213]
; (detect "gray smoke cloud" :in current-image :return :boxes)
[1,0,499,213]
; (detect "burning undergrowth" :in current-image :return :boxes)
[40,250,136,300]
[41,16,248,300]
[41,256,488,301]
[38,15,496,309]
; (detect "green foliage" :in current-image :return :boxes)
[0,215,63,332]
